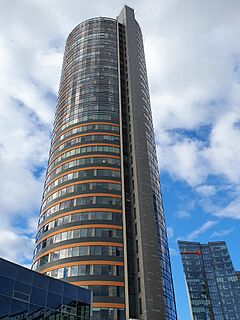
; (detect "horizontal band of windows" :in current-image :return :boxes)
[66,35,117,50]
[50,135,120,160]
[33,246,123,271]
[57,83,119,113]
[61,56,118,76]
[67,29,117,47]
[61,57,118,73]
[48,145,120,169]
[61,62,118,83]
[55,96,119,116]
[61,53,118,70]
[62,55,118,71]
[54,114,119,134]
[42,182,121,211]
[35,227,123,254]
[63,50,118,65]
[57,80,119,107]
[37,210,123,241]
[45,170,121,196]
[56,95,119,109]
[45,264,123,279]
[59,64,118,85]
[41,192,122,218]
[53,115,119,137]
[74,285,124,298]
[51,131,119,153]
[57,87,119,109]
[67,21,116,38]
[44,177,121,201]
[36,222,123,245]
[39,199,122,225]
[49,141,120,165]
[34,242,124,263]
[66,32,117,50]
[56,91,119,118]
[33,245,124,268]
[51,121,119,144]
[38,206,122,229]
[55,107,119,128]
[91,308,125,319]
[51,130,120,154]
[46,159,121,184]
[51,123,119,148]
[55,100,119,124]
[46,154,121,183]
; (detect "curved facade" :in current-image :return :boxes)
[33,6,177,320]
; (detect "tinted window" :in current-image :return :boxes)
[64,283,77,300]
[48,277,64,295]
[46,292,62,309]
[9,299,28,316]
[28,303,45,317]
[0,275,14,296]
[17,266,34,285]
[14,280,31,294]
[30,287,47,306]
[0,260,17,279]
[33,272,49,290]
[0,294,11,317]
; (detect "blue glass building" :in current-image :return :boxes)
[178,241,240,320]
[0,257,91,319]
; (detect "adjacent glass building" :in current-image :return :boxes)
[32,6,177,320]
[0,257,91,319]
[178,241,240,320]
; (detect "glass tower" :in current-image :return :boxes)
[178,241,240,320]
[32,6,177,320]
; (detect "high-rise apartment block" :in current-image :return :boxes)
[178,241,240,320]
[32,6,177,320]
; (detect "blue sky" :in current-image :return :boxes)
[0,1,240,319]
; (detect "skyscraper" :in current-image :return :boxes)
[178,240,240,320]
[32,6,177,320]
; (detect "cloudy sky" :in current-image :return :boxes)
[0,0,240,318]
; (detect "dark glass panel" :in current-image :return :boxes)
[0,275,14,296]
[14,280,31,294]
[0,259,17,279]
[63,283,77,300]
[27,303,45,319]
[30,287,47,306]
[0,294,11,317]
[13,291,30,302]
[46,292,62,309]
[48,277,64,295]
[33,272,49,290]
[17,266,34,286]
[9,299,28,317]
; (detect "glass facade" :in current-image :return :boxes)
[33,6,177,320]
[178,241,240,320]
[0,257,91,319]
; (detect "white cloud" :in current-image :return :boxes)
[210,228,234,238]
[169,248,178,256]
[0,229,34,265]
[183,220,218,241]
[167,227,174,239]
[196,185,217,197]
[212,196,240,219]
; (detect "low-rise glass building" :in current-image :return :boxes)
[0,257,91,319]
